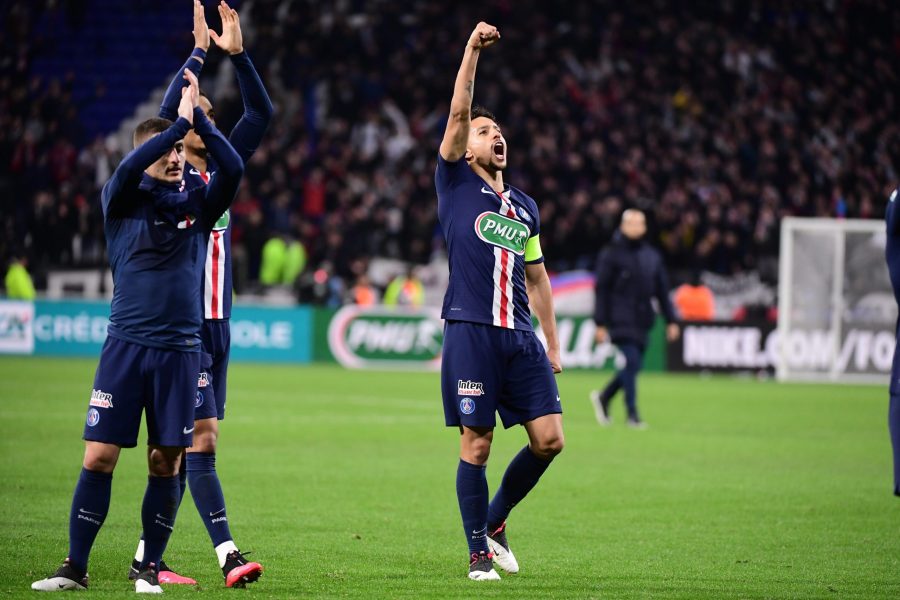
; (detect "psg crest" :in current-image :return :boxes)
[459,397,476,415]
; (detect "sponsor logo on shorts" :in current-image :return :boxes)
[86,408,100,427]
[198,372,210,388]
[459,397,476,415]
[183,426,195,435]
[457,380,484,396]
[195,391,204,408]
[89,389,114,409]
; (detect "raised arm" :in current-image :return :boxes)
[526,262,562,374]
[159,0,208,120]
[438,22,499,162]
[183,69,243,225]
[210,1,274,162]
[102,117,192,215]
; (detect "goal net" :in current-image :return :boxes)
[777,217,895,383]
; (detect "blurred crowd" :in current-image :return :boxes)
[3,0,899,300]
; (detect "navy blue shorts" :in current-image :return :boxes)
[83,336,200,448]
[441,321,561,429]
[195,320,230,421]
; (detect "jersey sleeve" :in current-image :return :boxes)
[192,108,244,228]
[524,235,544,265]
[159,49,206,120]
[524,196,543,264]
[887,189,900,236]
[227,51,275,163]
[101,117,192,217]
[435,154,469,194]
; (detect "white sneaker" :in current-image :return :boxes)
[627,417,648,430]
[486,522,519,573]
[134,565,163,594]
[590,390,611,425]
[31,559,88,591]
[468,552,501,581]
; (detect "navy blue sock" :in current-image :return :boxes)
[456,459,489,555]
[136,468,186,550]
[67,468,112,574]
[186,452,233,547]
[140,475,181,570]
[487,446,552,531]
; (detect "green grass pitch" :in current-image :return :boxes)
[1,356,898,598]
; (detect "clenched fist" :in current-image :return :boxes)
[468,22,500,50]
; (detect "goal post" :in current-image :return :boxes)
[777,217,895,383]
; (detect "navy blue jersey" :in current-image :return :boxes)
[161,50,273,320]
[435,155,543,331]
[887,189,900,309]
[102,111,243,352]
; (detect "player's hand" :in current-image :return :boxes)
[666,323,681,342]
[177,85,194,124]
[183,69,201,108]
[192,0,210,52]
[467,22,500,50]
[210,1,243,55]
[594,326,609,345]
[547,347,562,374]
[177,69,200,123]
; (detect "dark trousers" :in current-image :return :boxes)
[601,341,645,420]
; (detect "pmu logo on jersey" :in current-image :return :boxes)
[474,212,529,255]
[457,380,484,396]
[212,209,230,232]
[459,397,476,415]
[89,389,114,409]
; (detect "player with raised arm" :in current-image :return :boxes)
[436,22,565,581]
[31,70,244,594]
[127,0,272,588]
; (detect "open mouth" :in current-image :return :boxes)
[493,141,505,161]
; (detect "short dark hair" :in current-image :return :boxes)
[471,105,497,123]
[133,117,173,148]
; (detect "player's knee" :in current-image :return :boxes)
[189,430,217,453]
[82,442,119,473]
[190,419,218,453]
[83,452,117,473]
[463,438,492,464]
[532,434,564,460]
[148,447,182,477]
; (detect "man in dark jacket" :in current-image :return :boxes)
[590,209,679,428]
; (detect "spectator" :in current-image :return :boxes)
[673,271,716,321]
[383,267,424,308]
[5,1,900,297]
[5,254,36,300]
